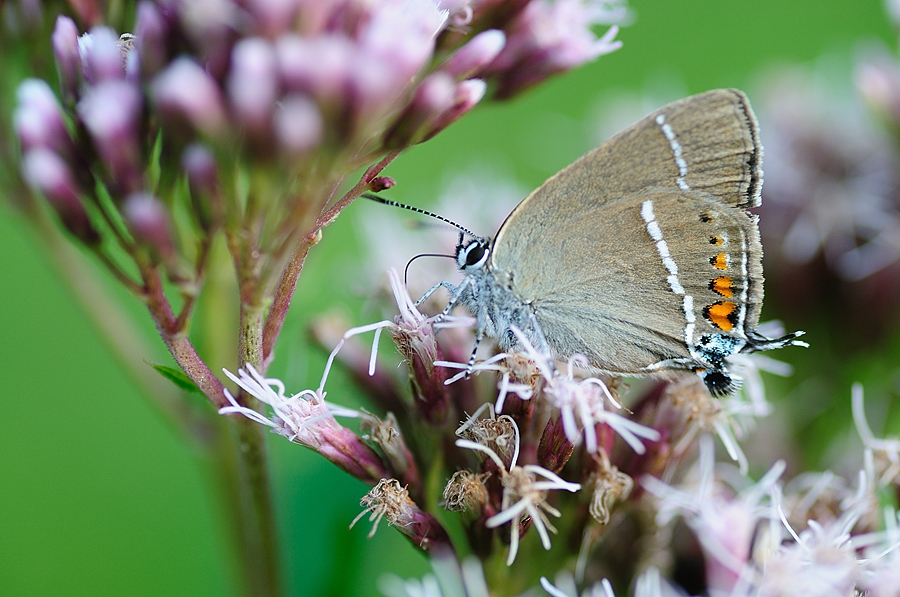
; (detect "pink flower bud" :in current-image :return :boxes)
[856,61,896,113]
[135,1,169,78]
[52,16,82,101]
[123,192,177,260]
[423,78,486,141]
[537,416,576,474]
[383,72,456,149]
[357,1,447,87]
[246,0,298,37]
[855,53,900,130]
[346,53,400,128]
[79,27,127,84]
[228,37,279,133]
[489,1,623,99]
[274,94,323,154]
[11,0,42,30]
[21,149,97,242]
[369,176,395,192]
[14,79,71,155]
[345,0,448,126]
[177,0,241,78]
[67,0,103,28]
[77,80,143,194]
[442,29,506,80]
[277,34,353,104]
[152,57,228,137]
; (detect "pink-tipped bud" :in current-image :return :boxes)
[52,16,82,101]
[537,416,576,474]
[423,78,486,141]
[344,2,448,128]
[246,0,298,37]
[274,94,324,154]
[11,0,42,30]
[181,143,220,230]
[152,57,228,137]
[369,176,395,192]
[276,34,352,104]
[135,1,169,78]
[359,412,423,499]
[855,55,900,130]
[14,79,71,155]
[228,37,279,134]
[77,80,143,194]
[22,149,97,242]
[357,1,447,89]
[383,72,456,149]
[442,29,506,80]
[68,0,103,28]
[123,192,177,260]
[182,143,219,195]
[856,62,896,111]
[79,27,127,84]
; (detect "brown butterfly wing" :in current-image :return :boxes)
[488,89,764,373]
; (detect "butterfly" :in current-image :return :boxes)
[369,89,805,395]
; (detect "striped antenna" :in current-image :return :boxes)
[362,193,485,241]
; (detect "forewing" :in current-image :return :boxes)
[492,88,762,276]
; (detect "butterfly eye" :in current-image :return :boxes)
[461,240,489,269]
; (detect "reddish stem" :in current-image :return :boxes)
[140,261,227,407]
[259,151,400,369]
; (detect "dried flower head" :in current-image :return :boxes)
[456,416,580,565]
[588,450,634,525]
[351,478,453,554]
[443,470,491,515]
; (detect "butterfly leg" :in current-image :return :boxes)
[464,326,484,378]
[415,280,458,307]
[528,312,553,357]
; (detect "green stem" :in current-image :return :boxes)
[228,416,283,596]
[229,298,282,595]
[239,303,265,381]
[198,241,283,597]
[140,249,281,595]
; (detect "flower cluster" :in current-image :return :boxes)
[14,0,626,259]
[221,265,873,595]
[7,2,627,591]
[12,0,627,401]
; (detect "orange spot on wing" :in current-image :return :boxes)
[709,235,725,246]
[704,302,737,331]
[710,276,734,298]
[710,253,729,270]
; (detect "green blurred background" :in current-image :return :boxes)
[1,1,897,595]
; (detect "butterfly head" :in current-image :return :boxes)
[456,233,491,272]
